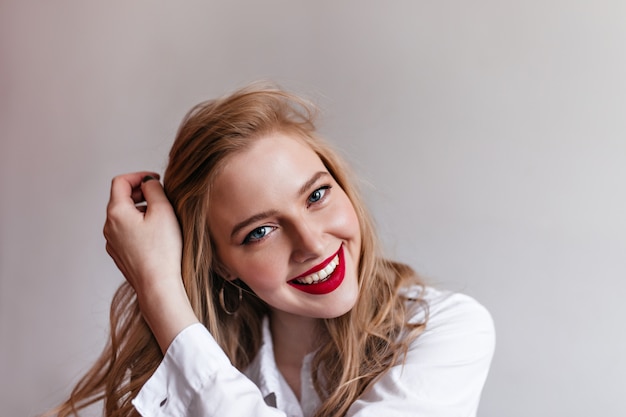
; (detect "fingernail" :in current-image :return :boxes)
[142,175,156,183]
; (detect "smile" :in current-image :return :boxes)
[293,254,338,284]
[288,246,346,295]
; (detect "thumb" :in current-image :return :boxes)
[140,176,172,213]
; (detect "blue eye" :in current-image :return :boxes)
[243,226,274,244]
[308,186,331,205]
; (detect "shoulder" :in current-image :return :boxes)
[347,287,495,415]
[404,285,496,365]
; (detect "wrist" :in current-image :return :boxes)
[136,278,200,353]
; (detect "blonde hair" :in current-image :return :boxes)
[49,82,427,417]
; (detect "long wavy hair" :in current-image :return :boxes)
[49,82,427,417]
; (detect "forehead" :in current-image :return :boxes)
[208,132,327,227]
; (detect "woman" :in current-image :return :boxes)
[51,83,495,417]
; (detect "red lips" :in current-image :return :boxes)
[288,246,345,295]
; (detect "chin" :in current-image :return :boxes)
[319,286,359,319]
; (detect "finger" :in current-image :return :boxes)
[130,174,163,205]
[140,177,172,214]
[109,172,161,205]
[130,185,146,204]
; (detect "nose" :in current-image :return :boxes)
[289,218,325,264]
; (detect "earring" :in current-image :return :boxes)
[219,281,243,315]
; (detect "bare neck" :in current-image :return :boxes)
[270,310,320,362]
[269,310,322,400]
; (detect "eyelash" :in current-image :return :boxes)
[307,185,332,207]
[242,226,276,244]
[241,185,332,245]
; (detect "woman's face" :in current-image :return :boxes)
[208,132,361,319]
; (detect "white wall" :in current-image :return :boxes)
[1,1,625,416]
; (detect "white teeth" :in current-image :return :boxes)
[295,255,339,285]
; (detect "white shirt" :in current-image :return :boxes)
[132,287,495,417]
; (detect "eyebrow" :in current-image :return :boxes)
[298,171,330,196]
[230,171,330,239]
[230,210,279,239]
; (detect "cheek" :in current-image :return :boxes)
[229,251,288,290]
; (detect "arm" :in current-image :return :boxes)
[347,291,496,417]
[104,172,198,353]
[132,323,286,417]
[104,173,285,417]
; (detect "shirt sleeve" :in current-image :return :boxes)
[346,292,496,417]
[132,323,285,417]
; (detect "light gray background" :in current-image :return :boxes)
[1,1,625,416]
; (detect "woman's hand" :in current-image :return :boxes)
[104,172,199,353]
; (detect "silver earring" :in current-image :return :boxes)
[219,281,242,315]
